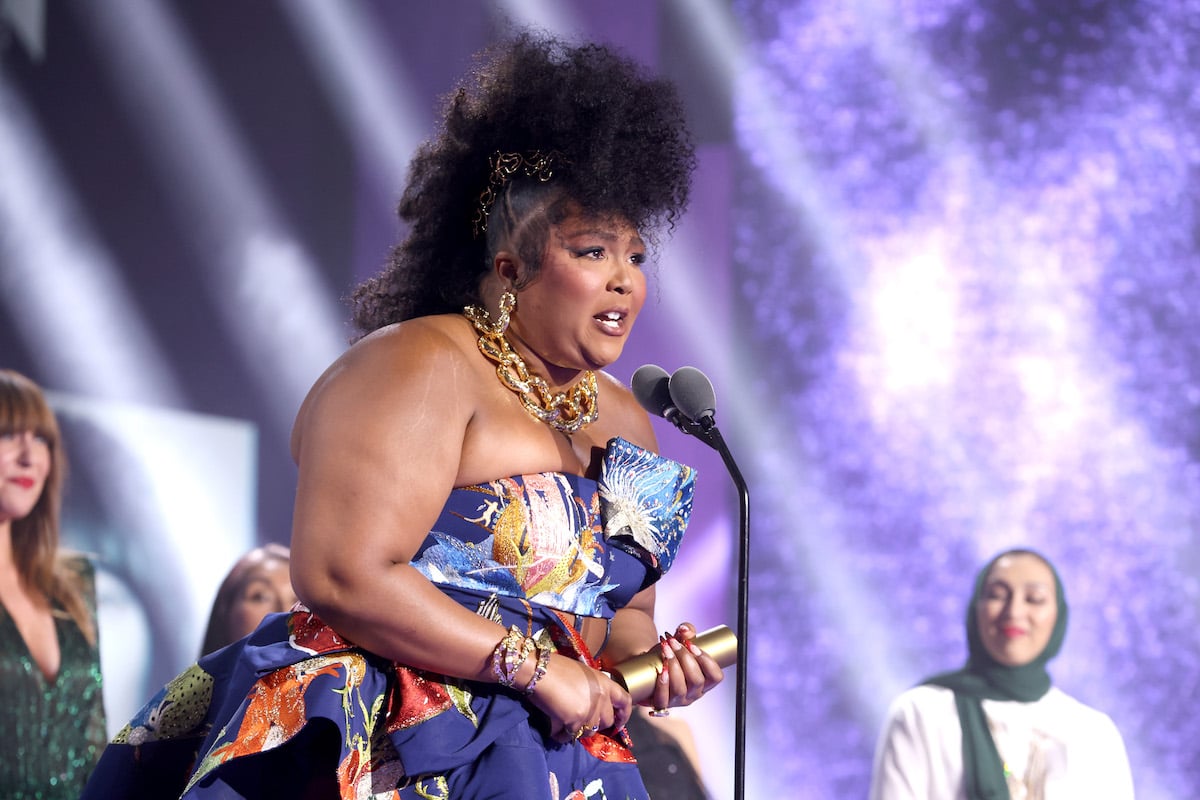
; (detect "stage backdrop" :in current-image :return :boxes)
[2,1,1198,798]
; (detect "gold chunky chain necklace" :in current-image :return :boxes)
[463,302,599,435]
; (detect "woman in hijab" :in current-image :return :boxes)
[869,548,1134,799]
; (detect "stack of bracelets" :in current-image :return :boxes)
[491,625,555,695]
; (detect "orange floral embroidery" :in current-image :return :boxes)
[189,654,364,787]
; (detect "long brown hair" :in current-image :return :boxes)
[0,370,95,645]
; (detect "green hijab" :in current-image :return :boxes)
[922,549,1069,800]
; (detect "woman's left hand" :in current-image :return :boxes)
[645,621,724,714]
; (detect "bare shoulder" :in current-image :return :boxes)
[291,316,478,458]
[596,370,658,452]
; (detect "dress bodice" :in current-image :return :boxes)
[412,437,696,618]
[0,556,106,799]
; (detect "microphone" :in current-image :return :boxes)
[631,364,691,435]
[668,366,717,429]
[631,363,673,417]
[631,362,751,800]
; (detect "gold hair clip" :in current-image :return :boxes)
[472,150,566,237]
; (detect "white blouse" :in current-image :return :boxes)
[869,685,1135,800]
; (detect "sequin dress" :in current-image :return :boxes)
[0,556,107,799]
[82,437,695,800]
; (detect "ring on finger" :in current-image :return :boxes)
[573,726,588,739]
[649,708,670,718]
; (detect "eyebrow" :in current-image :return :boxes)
[240,577,275,591]
[984,578,1053,592]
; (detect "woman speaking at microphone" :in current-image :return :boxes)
[86,30,723,800]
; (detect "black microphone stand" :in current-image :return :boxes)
[671,413,749,800]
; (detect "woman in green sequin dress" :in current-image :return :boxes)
[0,370,107,799]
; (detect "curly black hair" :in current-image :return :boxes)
[350,31,696,335]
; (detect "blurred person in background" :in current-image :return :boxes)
[0,369,106,799]
[199,542,295,656]
[870,548,1134,799]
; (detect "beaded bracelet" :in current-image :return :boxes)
[523,632,554,695]
[491,626,534,688]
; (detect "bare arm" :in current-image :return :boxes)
[289,322,506,680]
[288,321,632,737]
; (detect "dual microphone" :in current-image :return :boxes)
[632,362,750,800]
[631,364,718,437]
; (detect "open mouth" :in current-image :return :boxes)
[596,311,626,331]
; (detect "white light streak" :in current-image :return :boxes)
[857,229,959,400]
[279,0,428,191]
[495,0,579,37]
[76,0,345,433]
[0,74,182,406]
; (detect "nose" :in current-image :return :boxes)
[1004,596,1032,620]
[608,262,634,295]
[14,432,36,462]
[993,596,1017,621]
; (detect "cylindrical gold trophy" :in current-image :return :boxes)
[608,625,738,703]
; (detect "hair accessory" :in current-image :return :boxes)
[473,150,566,237]
[463,301,599,434]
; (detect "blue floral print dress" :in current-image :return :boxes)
[82,437,695,800]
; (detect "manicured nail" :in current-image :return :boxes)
[669,637,683,652]
[660,640,676,660]
[659,666,671,684]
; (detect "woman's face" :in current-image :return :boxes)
[975,553,1058,667]
[228,558,297,640]
[507,210,647,380]
[0,430,51,525]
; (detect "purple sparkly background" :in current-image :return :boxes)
[731,1,1200,797]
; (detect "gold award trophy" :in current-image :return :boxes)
[609,625,738,703]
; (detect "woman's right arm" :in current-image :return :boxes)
[289,322,501,676]
[287,322,630,737]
